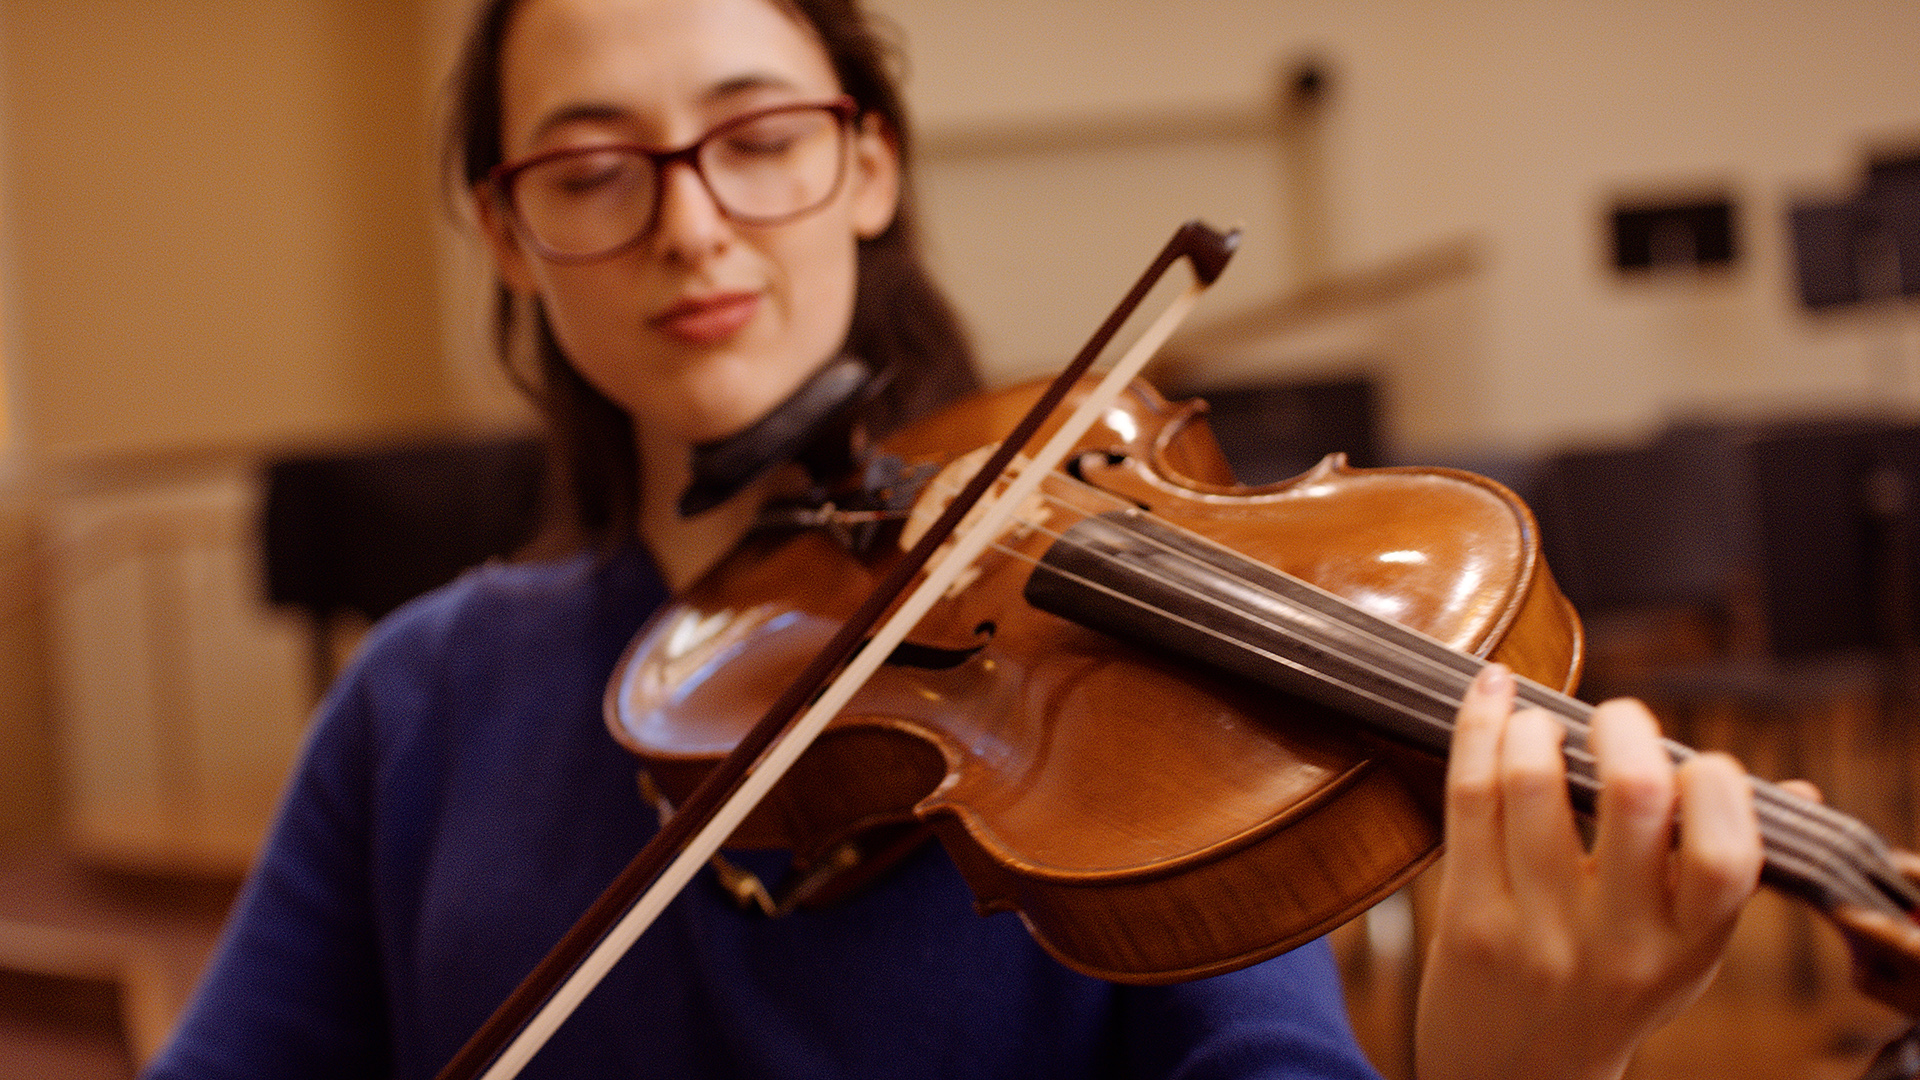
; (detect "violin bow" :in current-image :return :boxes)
[436,220,1240,1080]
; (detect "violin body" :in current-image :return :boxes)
[609,377,1583,983]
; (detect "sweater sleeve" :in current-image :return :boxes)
[1121,938,1387,1080]
[140,664,394,1079]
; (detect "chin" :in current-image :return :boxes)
[702,364,823,437]
[672,387,782,446]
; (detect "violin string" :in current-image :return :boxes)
[936,471,1896,912]
[912,471,1546,776]
[1029,511,1897,913]
[1054,506,1911,914]
[900,467,1905,915]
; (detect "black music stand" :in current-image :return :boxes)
[261,433,546,698]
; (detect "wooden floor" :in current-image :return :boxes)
[0,967,139,1080]
[0,848,234,1078]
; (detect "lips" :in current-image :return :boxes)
[652,291,760,346]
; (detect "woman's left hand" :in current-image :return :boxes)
[1412,663,1764,1080]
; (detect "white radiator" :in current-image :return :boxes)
[42,459,310,876]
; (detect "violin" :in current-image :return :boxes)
[613,374,1567,978]
[614,372,1920,993]
[440,222,1920,1080]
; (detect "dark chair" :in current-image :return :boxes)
[261,433,546,696]
[1744,419,1920,660]
[1536,415,1920,841]
[1531,421,1757,624]
[1184,376,1382,486]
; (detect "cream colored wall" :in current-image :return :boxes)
[0,0,475,854]
[0,1,1911,483]
[0,0,1917,853]
[872,0,1920,457]
[0,0,454,461]
[9,0,1902,463]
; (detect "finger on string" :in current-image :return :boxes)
[1499,704,1585,915]
[1445,663,1517,901]
[1669,751,1762,932]
[1777,778,1822,804]
[1587,699,1680,926]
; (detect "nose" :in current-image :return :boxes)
[649,158,732,263]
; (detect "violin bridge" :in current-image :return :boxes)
[901,443,1055,600]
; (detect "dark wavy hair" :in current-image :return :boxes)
[447,0,979,552]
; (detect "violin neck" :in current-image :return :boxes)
[1024,508,1920,922]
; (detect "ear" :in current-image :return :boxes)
[847,113,901,241]
[472,183,541,296]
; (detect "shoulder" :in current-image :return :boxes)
[334,547,661,699]
[301,546,666,779]
[142,550,668,1080]
[363,546,663,662]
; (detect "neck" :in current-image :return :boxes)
[636,425,792,592]
[636,357,874,589]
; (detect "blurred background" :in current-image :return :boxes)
[0,0,1916,1075]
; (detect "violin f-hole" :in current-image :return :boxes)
[884,626,994,671]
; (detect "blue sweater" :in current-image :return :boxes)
[144,548,1384,1079]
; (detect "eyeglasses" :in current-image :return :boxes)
[487,98,860,264]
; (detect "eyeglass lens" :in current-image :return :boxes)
[506,105,849,261]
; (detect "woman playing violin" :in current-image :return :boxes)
[143,0,1765,1077]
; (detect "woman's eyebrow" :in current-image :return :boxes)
[526,101,630,144]
[521,73,813,149]
[703,71,806,102]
